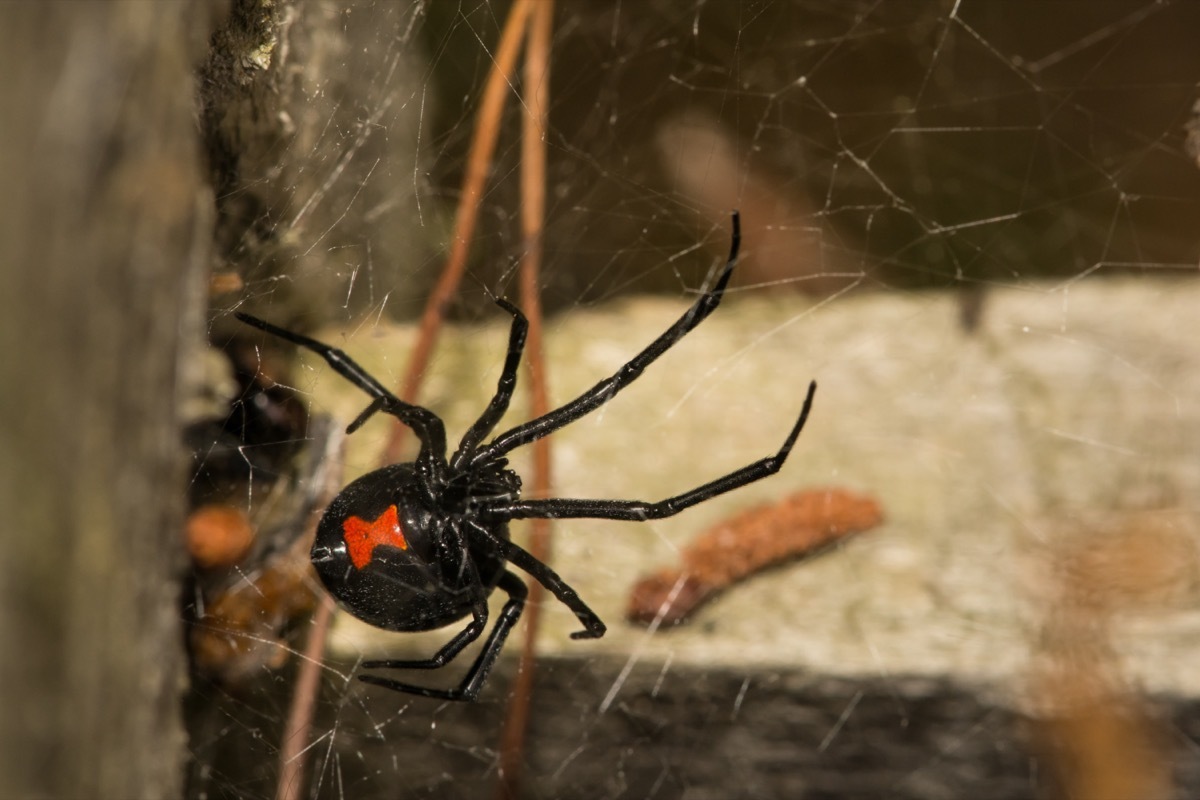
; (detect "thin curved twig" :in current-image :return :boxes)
[275,595,335,800]
[382,0,536,464]
[494,3,555,798]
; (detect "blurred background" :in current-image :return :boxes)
[3,1,1200,797]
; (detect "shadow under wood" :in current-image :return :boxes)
[185,654,1200,800]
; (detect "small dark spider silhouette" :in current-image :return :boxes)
[235,212,816,701]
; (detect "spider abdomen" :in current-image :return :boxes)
[312,463,505,632]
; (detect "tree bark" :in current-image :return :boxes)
[0,2,217,796]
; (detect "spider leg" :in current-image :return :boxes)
[495,381,816,522]
[468,521,606,640]
[449,299,528,470]
[235,312,448,462]
[357,571,528,701]
[471,212,743,466]
[361,602,488,671]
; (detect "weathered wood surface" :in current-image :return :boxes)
[0,3,214,796]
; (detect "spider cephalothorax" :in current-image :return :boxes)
[236,212,816,701]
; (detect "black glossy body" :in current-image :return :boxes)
[311,463,509,633]
[235,212,817,701]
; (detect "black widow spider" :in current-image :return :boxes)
[235,212,817,701]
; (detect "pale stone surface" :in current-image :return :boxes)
[305,278,1200,698]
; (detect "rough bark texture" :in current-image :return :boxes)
[0,2,217,796]
[200,0,431,327]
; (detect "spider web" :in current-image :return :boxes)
[190,2,1200,798]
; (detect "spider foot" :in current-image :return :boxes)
[569,621,607,640]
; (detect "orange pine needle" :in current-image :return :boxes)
[627,488,884,626]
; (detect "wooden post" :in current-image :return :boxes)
[0,2,215,796]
